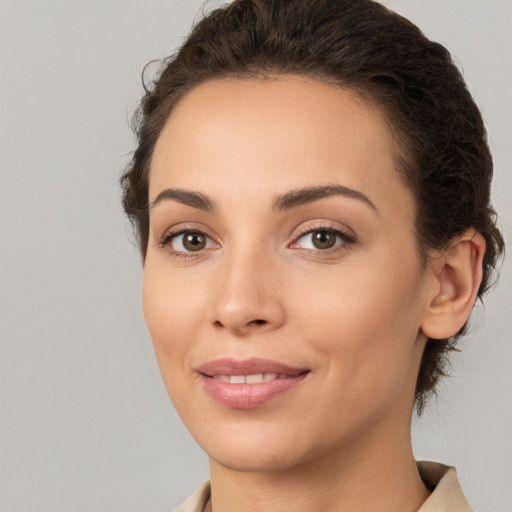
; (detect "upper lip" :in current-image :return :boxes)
[198,357,309,377]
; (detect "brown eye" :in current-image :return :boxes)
[292,227,355,252]
[167,230,216,253]
[182,232,206,251]
[311,230,337,249]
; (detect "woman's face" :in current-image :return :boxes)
[144,77,435,472]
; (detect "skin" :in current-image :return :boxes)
[143,76,484,512]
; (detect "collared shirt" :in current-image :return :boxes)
[174,461,473,512]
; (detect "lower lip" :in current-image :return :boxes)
[200,374,308,409]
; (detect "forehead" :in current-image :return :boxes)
[149,76,412,219]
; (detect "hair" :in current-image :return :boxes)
[121,0,504,412]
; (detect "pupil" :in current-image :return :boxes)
[184,232,205,251]
[313,231,335,249]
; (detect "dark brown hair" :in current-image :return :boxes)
[121,0,504,412]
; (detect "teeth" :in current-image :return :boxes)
[245,373,263,383]
[212,373,280,384]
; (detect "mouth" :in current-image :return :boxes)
[197,358,310,409]
[211,372,295,384]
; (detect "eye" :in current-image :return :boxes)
[291,227,355,251]
[161,229,217,254]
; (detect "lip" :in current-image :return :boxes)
[197,358,310,409]
[198,357,307,377]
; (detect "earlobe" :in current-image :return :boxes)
[421,230,486,340]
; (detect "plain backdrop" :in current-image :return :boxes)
[0,1,510,511]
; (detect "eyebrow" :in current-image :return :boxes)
[149,188,215,212]
[149,184,378,215]
[272,184,378,214]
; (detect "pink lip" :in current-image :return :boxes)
[198,357,307,377]
[198,358,310,409]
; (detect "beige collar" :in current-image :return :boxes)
[417,461,473,511]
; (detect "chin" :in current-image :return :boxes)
[209,444,304,473]
[192,420,312,473]
[212,454,288,473]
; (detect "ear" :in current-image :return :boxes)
[421,229,486,340]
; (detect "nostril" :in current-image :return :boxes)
[212,319,267,329]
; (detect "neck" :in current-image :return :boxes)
[208,421,429,512]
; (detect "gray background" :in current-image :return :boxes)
[0,0,510,510]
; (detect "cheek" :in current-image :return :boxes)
[289,251,425,382]
[142,265,206,375]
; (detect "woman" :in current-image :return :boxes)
[121,0,504,510]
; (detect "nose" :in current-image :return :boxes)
[210,247,286,337]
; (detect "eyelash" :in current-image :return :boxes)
[157,224,356,259]
[290,225,357,255]
[157,227,217,260]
